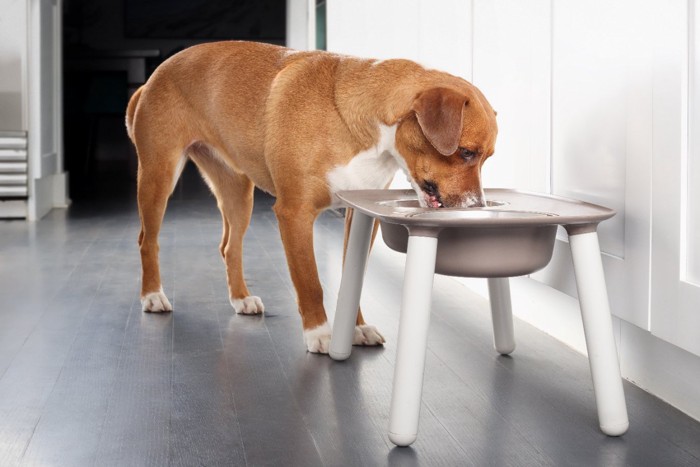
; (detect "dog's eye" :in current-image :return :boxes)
[459,148,478,162]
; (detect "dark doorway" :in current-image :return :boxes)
[62,0,286,200]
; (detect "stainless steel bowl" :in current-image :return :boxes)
[380,209,558,278]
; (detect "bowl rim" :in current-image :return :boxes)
[336,188,615,230]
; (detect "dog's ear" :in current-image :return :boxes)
[413,87,467,156]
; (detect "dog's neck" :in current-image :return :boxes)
[333,58,470,149]
[334,59,419,147]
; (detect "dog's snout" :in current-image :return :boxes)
[460,192,486,208]
[468,197,486,208]
[439,193,484,208]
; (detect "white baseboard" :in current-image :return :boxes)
[619,320,700,422]
[28,171,70,220]
[52,171,70,208]
[454,275,700,422]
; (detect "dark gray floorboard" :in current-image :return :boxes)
[218,312,324,467]
[20,226,138,466]
[0,217,123,466]
[1,174,700,466]
[167,224,248,467]
[91,312,173,466]
[91,310,172,466]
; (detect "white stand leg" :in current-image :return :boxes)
[388,234,438,447]
[330,211,374,361]
[569,231,629,436]
[487,277,516,355]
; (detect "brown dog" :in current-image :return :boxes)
[126,41,497,353]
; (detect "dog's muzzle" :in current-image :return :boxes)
[420,181,444,208]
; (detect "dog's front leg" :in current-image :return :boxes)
[342,208,386,346]
[274,203,331,353]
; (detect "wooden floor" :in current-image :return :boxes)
[2,170,700,466]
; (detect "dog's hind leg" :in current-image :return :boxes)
[343,208,385,346]
[136,149,185,312]
[189,146,264,315]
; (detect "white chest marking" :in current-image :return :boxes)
[327,124,403,207]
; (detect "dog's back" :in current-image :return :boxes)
[127,42,284,160]
[128,41,353,193]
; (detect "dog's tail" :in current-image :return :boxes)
[125,86,144,143]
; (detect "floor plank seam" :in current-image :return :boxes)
[252,215,329,466]
[206,218,251,467]
[0,227,95,384]
[19,222,132,465]
[89,296,140,465]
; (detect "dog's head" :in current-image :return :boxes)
[395,86,497,208]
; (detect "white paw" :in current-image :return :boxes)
[353,324,386,346]
[141,289,173,313]
[231,296,265,315]
[304,322,332,354]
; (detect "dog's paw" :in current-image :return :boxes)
[231,296,265,315]
[353,324,386,346]
[304,322,332,354]
[141,289,173,313]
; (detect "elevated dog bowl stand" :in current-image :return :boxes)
[329,189,629,447]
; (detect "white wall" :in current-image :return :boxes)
[327,0,700,421]
[327,0,472,78]
[286,0,315,50]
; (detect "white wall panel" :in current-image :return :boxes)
[690,125,700,284]
[327,0,472,72]
[650,0,700,357]
[327,0,420,61]
[688,0,700,286]
[534,0,655,330]
[551,0,633,258]
[416,0,472,80]
[472,0,550,192]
